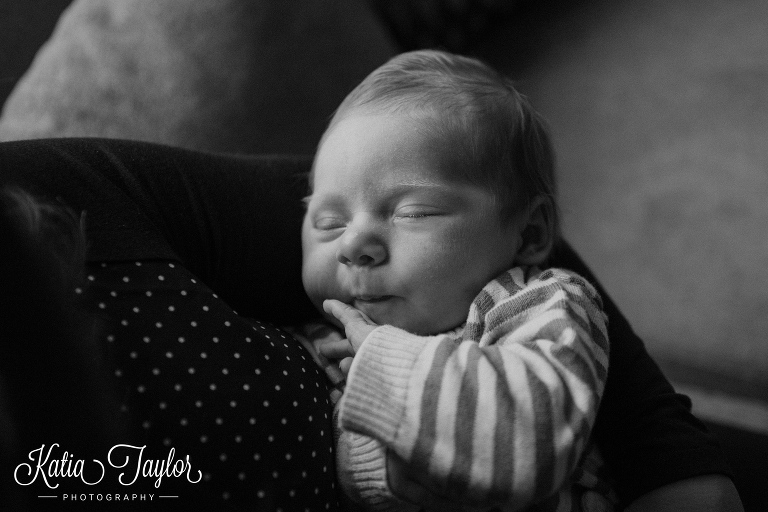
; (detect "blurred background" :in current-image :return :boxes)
[1,0,766,509]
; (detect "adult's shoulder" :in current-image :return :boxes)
[0,138,317,322]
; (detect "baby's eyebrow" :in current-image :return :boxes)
[389,175,448,188]
[301,193,347,211]
[396,182,445,190]
[382,181,457,198]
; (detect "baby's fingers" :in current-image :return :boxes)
[339,357,354,377]
[323,299,378,351]
[318,338,355,359]
[323,299,368,327]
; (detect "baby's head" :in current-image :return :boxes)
[302,50,558,334]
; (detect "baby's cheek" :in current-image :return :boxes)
[302,253,342,309]
[302,267,328,307]
[301,252,325,301]
[419,249,486,316]
[403,265,473,333]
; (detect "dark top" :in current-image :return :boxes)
[0,137,732,508]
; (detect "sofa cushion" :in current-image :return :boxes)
[0,0,396,154]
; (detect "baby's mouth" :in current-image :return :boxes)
[353,295,392,304]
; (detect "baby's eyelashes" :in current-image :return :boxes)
[393,204,443,220]
[397,212,432,219]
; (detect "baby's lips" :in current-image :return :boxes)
[353,294,390,302]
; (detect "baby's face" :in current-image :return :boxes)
[302,114,523,335]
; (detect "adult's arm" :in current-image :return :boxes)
[550,242,739,510]
[625,475,743,512]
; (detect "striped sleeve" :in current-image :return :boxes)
[338,267,609,509]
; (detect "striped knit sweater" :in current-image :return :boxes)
[330,266,611,511]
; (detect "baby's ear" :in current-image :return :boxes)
[514,196,556,267]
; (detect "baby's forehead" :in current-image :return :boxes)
[310,110,513,213]
[329,110,472,158]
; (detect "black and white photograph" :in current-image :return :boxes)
[1,1,766,511]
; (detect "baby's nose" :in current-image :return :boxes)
[336,230,387,267]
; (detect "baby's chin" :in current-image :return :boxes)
[344,298,432,334]
[313,294,465,336]
[372,312,465,337]
[370,301,467,336]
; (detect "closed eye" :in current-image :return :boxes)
[394,205,442,220]
[314,216,346,230]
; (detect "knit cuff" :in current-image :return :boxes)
[338,325,428,445]
[340,432,418,512]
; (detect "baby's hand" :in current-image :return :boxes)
[321,300,378,374]
[285,324,345,383]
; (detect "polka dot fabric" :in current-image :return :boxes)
[83,260,340,511]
